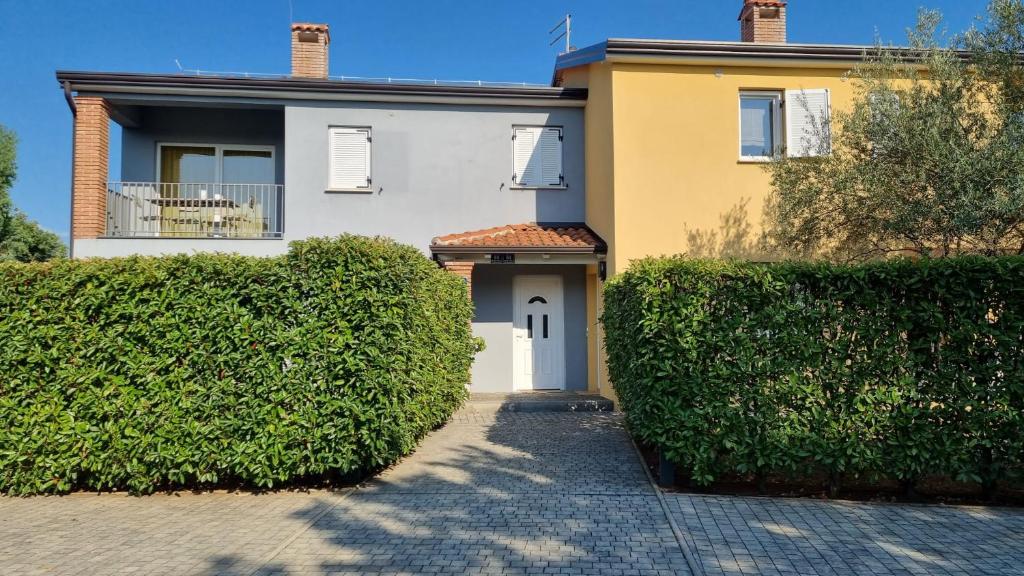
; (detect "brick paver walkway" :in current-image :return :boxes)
[261,409,689,575]
[0,404,690,576]
[3,400,1022,575]
[666,494,1024,576]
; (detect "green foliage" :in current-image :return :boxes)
[0,126,14,240]
[603,256,1024,488]
[0,124,65,262]
[2,212,67,262]
[0,236,475,494]
[765,3,1024,261]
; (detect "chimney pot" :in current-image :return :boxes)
[739,0,787,44]
[291,22,330,79]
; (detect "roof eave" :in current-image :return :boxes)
[55,71,589,104]
[430,245,605,255]
[554,39,965,72]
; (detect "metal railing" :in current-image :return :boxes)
[105,182,284,239]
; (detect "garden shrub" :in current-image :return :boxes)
[603,256,1024,490]
[0,235,476,494]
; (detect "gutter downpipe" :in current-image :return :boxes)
[63,81,76,259]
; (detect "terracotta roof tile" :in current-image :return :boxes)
[291,22,330,32]
[431,223,605,253]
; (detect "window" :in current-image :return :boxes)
[328,127,371,190]
[153,144,279,238]
[740,92,782,161]
[512,126,563,188]
[158,144,275,184]
[222,149,274,184]
[739,90,832,160]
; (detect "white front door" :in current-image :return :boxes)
[513,275,566,391]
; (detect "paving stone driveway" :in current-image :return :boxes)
[2,401,1023,575]
[0,404,689,576]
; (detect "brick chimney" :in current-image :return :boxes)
[291,23,330,79]
[739,0,787,44]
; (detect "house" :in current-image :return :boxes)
[59,23,601,396]
[551,0,878,396]
[59,0,882,397]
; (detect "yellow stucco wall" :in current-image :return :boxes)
[579,64,618,275]
[569,57,863,399]
[602,61,859,273]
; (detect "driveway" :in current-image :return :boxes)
[0,401,689,576]
[2,399,1022,575]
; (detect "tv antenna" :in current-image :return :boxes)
[549,14,574,54]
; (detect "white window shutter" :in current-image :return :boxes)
[785,89,831,158]
[539,128,563,186]
[329,128,371,189]
[868,92,901,155]
[513,127,563,187]
[513,127,539,185]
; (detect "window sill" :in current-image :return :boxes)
[738,157,774,164]
[510,185,569,191]
[326,188,374,194]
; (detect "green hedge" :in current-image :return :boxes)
[0,236,476,494]
[603,257,1024,490]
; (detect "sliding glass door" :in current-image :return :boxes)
[156,144,276,237]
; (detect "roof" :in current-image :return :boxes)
[291,22,329,33]
[553,38,953,73]
[431,223,606,254]
[291,22,330,42]
[741,0,787,9]
[56,71,587,106]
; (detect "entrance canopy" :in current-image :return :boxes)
[430,222,606,264]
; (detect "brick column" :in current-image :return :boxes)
[443,261,475,299]
[72,96,111,240]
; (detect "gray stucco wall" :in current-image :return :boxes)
[119,107,285,184]
[83,100,590,393]
[283,102,584,252]
[471,264,588,393]
[86,101,583,257]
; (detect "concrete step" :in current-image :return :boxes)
[469,392,615,413]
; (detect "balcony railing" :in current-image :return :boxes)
[105,182,284,239]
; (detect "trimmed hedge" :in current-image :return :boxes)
[0,236,476,494]
[603,257,1024,490]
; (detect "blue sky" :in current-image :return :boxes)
[0,0,990,241]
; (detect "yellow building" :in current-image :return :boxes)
[561,0,884,396]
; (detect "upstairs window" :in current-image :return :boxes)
[328,127,371,190]
[512,126,564,188]
[739,89,832,161]
[158,145,275,184]
[740,92,782,161]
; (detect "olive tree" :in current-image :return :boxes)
[765,2,1024,261]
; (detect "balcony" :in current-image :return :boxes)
[105,182,284,239]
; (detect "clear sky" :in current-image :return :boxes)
[0,0,991,242]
